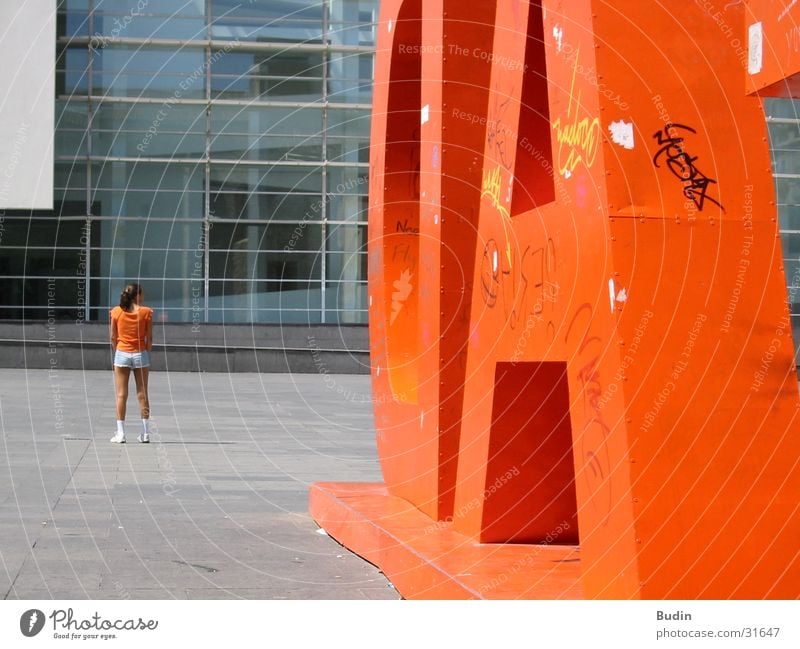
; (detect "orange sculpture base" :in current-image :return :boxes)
[308,0,800,600]
[310,482,582,600]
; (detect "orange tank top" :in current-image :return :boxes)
[110,305,153,352]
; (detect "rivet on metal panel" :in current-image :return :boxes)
[618,340,625,346]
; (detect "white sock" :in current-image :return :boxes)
[142,419,151,435]
[116,420,125,435]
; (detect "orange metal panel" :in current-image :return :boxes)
[314,0,800,599]
[746,0,800,97]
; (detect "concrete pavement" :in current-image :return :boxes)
[0,369,397,599]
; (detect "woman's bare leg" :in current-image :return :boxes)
[133,367,150,419]
[114,366,131,420]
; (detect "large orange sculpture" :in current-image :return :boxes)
[310,0,800,598]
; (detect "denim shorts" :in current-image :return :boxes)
[114,350,150,368]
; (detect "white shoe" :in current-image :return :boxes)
[110,432,126,444]
[137,432,150,443]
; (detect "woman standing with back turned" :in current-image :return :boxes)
[109,283,153,444]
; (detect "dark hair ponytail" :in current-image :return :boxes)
[119,283,142,311]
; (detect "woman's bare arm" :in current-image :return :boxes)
[109,317,118,351]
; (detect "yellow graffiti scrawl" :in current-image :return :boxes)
[481,165,510,220]
[552,47,601,179]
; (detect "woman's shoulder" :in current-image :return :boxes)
[141,306,154,317]
[109,305,121,318]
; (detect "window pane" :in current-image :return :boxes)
[776,177,800,205]
[56,47,89,94]
[209,250,320,285]
[0,218,87,247]
[93,0,205,15]
[93,102,206,133]
[94,129,206,158]
[91,15,206,40]
[209,221,322,252]
[325,281,367,323]
[327,107,370,137]
[209,134,322,161]
[327,52,373,103]
[210,50,324,101]
[58,10,89,38]
[93,161,205,191]
[210,191,323,221]
[210,0,324,42]
[92,248,199,279]
[328,193,368,221]
[210,105,322,136]
[93,72,205,99]
[210,164,322,194]
[92,278,201,319]
[90,190,204,218]
[0,278,84,320]
[94,46,206,79]
[779,204,800,230]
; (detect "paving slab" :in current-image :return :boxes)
[0,369,397,600]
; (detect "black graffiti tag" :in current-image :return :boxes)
[652,123,724,213]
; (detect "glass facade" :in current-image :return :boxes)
[0,0,374,324]
[2,5,800,344]
[767,98,800,357]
